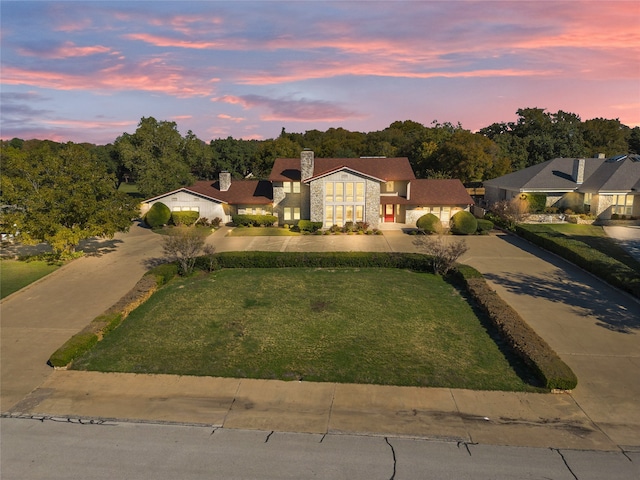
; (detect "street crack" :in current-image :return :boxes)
[385,437,397,480]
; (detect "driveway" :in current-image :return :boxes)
[2,226,639,450]
[604,225,640,262]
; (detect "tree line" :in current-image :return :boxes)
[1,108,638,255]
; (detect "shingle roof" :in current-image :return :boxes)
[406,179,474,206]
[269,157,415,182]
[483,158,603,191]
[146,180,273,205]
[578,155,640,193]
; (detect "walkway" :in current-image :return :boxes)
[2,226,639,452]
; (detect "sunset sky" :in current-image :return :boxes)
[1,1,639,145]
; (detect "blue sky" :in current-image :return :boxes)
[1,1,638,144]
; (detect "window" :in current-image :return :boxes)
[284,207,292,221]
[345,183,354,202]
[385,181,394,193]
[293,207,300,220]
[335,205,344,225]
[583,193,592,206]
[345,205,354,223]
[356,183,364,202]
[325,206,333,225]
[284,207,300,220]
[612,194,633,215]
[335,183,344,202]
[325,182,334,202]
[292,182,301,193]
[355,205,364,222]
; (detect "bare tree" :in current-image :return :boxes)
[162,227,206,275]
[491,197,529,229]
[413,230,469,275]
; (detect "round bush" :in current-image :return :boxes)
[476,218,494,234]
[416,213,442,233]
[145,202,171,228]
[450,211,478,235]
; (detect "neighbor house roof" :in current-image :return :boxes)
[483,158,603,192]
[145,180,273,205]
[578,155,640,194]
[406,179,474,206]
[269,157,416,182]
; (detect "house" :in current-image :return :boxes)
[141,150,474,228]
[483,154,640,220]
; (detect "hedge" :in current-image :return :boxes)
[144,202,171,228]
[171,211,199,226]
[515,224,640,298]
[451,265,578,390]
[298,220,323,232]
[232,214,277,227]
[48,273,161,368]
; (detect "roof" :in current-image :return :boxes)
[406,179,474,206]
[269,157,415,182]
[578,155,640,193]
[483,158,603,192]
[304,165,386,183]
[145,180,273,205]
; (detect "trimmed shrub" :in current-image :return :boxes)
[450,211,478,235]
[416,213,442,233]
[147,262,179,285]
[298,220,323,232]
[145,202,171,228]
[232,214,277,227]
[476,218,494,234]
[171,210,199,226]
[452,265,578,390]
[49,332,99,368]
[516,224,640,298]
[525,193,547,213]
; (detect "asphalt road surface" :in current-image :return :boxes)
[2,416,638,479]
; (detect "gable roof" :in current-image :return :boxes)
[145,180,272,205]
[406,179,474,206]
[303,165,387,183]
[483,157,603,192]
[578,155,640,193]
[269,157,415,182]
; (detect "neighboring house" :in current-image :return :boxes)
[142,150,474,228]
[484,154,640,220]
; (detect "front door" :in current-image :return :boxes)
[384,204,394,223]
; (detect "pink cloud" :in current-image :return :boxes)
[217,113,245,123]
[2,62,217,98]
[18,41,112,59]
[215,94,364,122]
[123,32,230,50]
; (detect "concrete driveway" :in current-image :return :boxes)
[2,226,639,451]
[604,225,640,262]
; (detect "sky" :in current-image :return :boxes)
[1,0,639,145]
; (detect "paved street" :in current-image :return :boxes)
[1,224,639,460]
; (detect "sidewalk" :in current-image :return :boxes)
[3,227,639,451]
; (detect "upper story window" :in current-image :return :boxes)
[283,182,301,194]
[385,181,394,193]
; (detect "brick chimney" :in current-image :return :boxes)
[572,158,585,184]
[301,149,314,182]
[219,171,231,191]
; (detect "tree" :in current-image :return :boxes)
[432,130,505,182]
[581,118,631,157]
[0,142,138,256]
[162,227,207,275]
[114,117,194,198]
[412,232,468,275]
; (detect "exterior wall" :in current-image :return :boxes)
[272,180,308,224]
[141,192,227,222]
[551,192,583,212]
[405,205,468,227]
[309,171,380,228]
[484,185,512,205]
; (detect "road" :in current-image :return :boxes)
[2,416,638,480]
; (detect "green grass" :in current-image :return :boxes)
[228,226,301,237]
[72,268,539,391]
[536,224,640,275]
[0,259,60,298]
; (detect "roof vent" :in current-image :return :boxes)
[608,154,627,162]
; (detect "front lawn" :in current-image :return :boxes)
[0,259,60,299]
[72,268,539,391]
